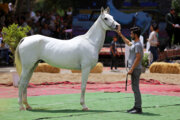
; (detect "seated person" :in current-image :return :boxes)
[0,41,10,65]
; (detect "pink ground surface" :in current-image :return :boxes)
[0,79,180,98]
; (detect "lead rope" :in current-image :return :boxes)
[125,60,128,91]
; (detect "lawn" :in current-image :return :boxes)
[0,92,180,120]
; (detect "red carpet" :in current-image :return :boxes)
[25,78,167,86]
[0,78,180,98]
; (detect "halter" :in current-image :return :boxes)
[101,16,115,30]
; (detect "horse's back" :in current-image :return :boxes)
[18,34,95,70]
[39,35,90,69]
[19,34,86,69]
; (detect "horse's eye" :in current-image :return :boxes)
[104,18,108,20]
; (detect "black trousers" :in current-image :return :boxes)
[111,55,118,70]
[174,28,180,45]
[166,29,174,48]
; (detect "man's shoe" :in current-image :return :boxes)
[127,107,135,112]
[127,107,142,114]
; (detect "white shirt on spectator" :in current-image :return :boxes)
[148,31,158,47]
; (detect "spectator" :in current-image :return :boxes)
[20,16,28,27]
[165,8,176,49]
[0,32,2,47]
[66,7,73,16]
[174,14,180,47]
[8,3,14,12]
[33,11,41,23]
[33,21,42,34]
[0,40,10,65]
[147,23,159,64]
[41,23,52,36]
[0,10,6,27]
[110,35,119,71]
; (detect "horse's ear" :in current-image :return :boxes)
[106,7,110,13]
[101,7,104,14]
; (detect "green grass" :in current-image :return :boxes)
[0,93,180,120]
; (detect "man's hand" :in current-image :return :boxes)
[128,69,133,75]
[129,42,132,46]
[117,25,121,32]
[116,30,122,36]
[172,24,175,28]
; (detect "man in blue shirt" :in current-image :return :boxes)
[117,26,144,114]
[110,36,119,71]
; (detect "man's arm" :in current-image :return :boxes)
[165,14,175,27]
[117,31,132,46]
[128,53,141,74]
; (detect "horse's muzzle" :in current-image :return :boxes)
[116,24,121,31]
[115,25,118,30]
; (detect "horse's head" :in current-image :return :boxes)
[100,7,120,31]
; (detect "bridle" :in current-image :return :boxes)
[101,16,116,30]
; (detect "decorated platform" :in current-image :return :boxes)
[99,47,180,60]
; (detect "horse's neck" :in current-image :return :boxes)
[85,17,106,51]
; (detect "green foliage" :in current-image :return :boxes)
[172,0,180,16]
[2,24,31,54]
[34,0,74,12]
[142,53,149,68]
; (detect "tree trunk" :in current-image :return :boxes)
[14,0,24,16]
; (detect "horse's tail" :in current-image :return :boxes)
[15,39,24,76]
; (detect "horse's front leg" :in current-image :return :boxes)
[80,66,91,111]
[23,87,32,110]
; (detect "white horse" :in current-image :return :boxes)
[15,7,120,111]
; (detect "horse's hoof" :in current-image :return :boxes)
[19,107,26,111]
[82,107,89,111]
[26,106,32,110]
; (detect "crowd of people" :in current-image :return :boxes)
[0,5,73,65]
[0,7,73,39]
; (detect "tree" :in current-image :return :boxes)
[172,0,180,16]
[156,0,171,15]
[33,0,74,12]
[14,0,32,15]
[2,24,31,55]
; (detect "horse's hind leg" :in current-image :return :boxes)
[18,63,38,110]
[23,62,38,110]
[18,69,31,110]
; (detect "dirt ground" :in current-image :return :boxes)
[0,71,180,85]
